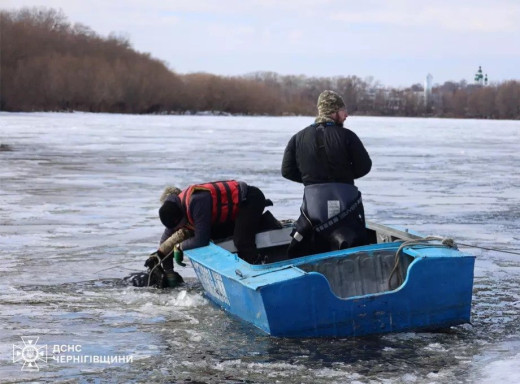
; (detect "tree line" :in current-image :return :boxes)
[1,7,519,119]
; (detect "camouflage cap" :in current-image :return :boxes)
[316,90,346,117]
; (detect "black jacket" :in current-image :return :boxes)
[281,122,372,185]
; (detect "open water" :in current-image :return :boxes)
[0,112,519,383]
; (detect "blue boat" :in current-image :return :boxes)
[184,221,475,338]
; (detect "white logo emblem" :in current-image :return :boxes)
[12,336,48,371]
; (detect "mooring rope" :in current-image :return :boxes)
[456,242,520,256]
[388,236,457,289]
[387,236,520,290]
[96,265,141,273]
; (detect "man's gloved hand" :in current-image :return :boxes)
[174,245,186,267]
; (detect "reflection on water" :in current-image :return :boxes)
[0,112,519,383]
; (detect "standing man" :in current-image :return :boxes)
[281,90,372,256]
[157,180,267,283]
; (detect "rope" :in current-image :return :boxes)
[147,250,174,287]
[96,265,141,273]
[387,236,520,290]
[456,242,520,256]
[388,236,456,289]
[388,236,520,289]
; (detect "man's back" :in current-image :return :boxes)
[281,123,372,186]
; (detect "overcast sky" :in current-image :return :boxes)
[3,0,519,87]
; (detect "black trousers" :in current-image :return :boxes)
[233,186,265,264]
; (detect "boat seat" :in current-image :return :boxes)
[299,250,413,298]
[216,226,293,253]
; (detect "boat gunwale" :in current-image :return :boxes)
[187,240,475,295]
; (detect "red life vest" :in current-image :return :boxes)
[179,180,241,225]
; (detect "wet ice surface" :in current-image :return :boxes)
[1,112,519,383]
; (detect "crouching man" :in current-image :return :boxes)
[157,180,267,286]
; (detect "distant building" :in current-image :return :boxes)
[474,66,488,85]
[424,74,433,106]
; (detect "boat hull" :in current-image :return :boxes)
[186,229,475,338]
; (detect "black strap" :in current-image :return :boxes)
[181,191,188,211]
[315,125,333,181]
[222,181,234,222]
[211,182,222,223]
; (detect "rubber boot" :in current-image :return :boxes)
[165,271,184,288]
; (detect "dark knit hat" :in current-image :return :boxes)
[159,200,184,229]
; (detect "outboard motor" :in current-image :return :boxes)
[288,183,367,258]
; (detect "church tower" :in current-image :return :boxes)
[474,66,484,85]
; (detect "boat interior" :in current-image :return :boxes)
[298,249,414,297]
[215,220,421,298]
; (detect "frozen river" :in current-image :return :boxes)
[1,112,519,383]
